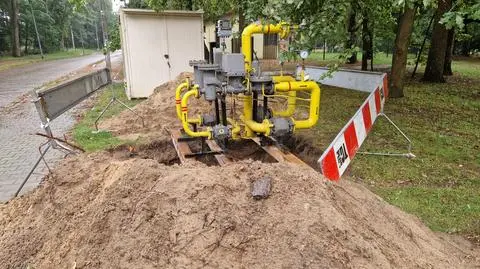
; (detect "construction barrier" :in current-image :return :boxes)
[305,67,389,181]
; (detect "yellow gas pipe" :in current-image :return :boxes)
[272,75,297,117]
[175,80,202,125]
[227,118,241,140]
[274,81,321,129]
[241,22,291,137]
[180,88,211,138]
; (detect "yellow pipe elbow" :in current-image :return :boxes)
[175,80,190,121]
[181,88,211,138]
[241,116,272,136]
[274,81,321,130]
[242,22,289,73]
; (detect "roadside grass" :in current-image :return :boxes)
[0,49,98,72]
[305,58,479,242]
[73,83,143,152]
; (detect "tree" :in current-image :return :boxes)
[423,0,452,82]
[10,0,21,56]
[390,6,416,98]
[444,28,454,75]
[346,2,359,64]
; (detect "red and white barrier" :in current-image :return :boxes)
[305,67,389,181]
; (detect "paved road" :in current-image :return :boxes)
[0,53,108,202]
[0,53,106,108]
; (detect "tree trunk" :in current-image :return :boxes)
[346,5,358,64]
[24,21,28,55]
[238,6,245,34]
[10,0,21,57]
[361,13,373,71]
[443,29,454,76]
[423,0,452,82]
[390,7,416,98]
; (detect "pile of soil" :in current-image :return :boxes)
[99,72,210,141]
[1,74,478,268]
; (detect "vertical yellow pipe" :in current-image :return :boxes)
[241,22,290,137]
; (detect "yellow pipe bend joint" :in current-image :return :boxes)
[242,23,290,73]
[241,116,272,136]
[175,80,190,121]
[181,88,211,138]
[176,82,201,125]
[274,81,321,130]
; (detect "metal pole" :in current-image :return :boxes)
[28,0,44,59]
[412,13,435,78]
[100,1,112,71]
[71,27,76,50]
[95,22,100,50]
[14,143,51,197]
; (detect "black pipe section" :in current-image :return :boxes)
[252,91,258,122]
[214,97,220,124]
[263,96,268,120]
[220,96,227,126]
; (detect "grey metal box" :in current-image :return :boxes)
[222,53,245,76]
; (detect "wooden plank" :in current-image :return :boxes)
[170,129,192,164]
[205,140,232,166]
[251,138,307,166]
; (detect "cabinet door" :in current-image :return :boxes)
[123,14,169,98]
[164,16,204,80]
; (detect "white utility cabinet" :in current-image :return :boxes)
[120,9,204,98]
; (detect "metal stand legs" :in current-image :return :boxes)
[359,112,416,159]
[14,143,51,197]
[94,86,145,131]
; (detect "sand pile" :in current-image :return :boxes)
[99,72,212,140]
[1,74,478,268]
[1,141,478,268]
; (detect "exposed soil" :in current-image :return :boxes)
[0,73,479,269]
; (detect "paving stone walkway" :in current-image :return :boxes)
[0,53,108,202]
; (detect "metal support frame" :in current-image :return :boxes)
[94,85,145,131]
[14,123,78,197]
[358,112,416,159]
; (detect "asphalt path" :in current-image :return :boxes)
[0,53,106,108]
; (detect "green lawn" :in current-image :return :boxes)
[302,58,480,242]
[307,51,417,66]
[73,83,143,152]
[0,49,98,72]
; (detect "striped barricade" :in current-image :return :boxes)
[305,67,389,181]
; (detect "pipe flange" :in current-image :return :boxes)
[198,64,221,71]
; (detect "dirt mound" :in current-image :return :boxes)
[99,72,212,140]
[1,140,478,268]
[1,74,478,268]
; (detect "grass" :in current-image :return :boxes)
[0,49,98,72]
[72,83,143,152]
[307,51,417,66]
[304,58,480,242]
